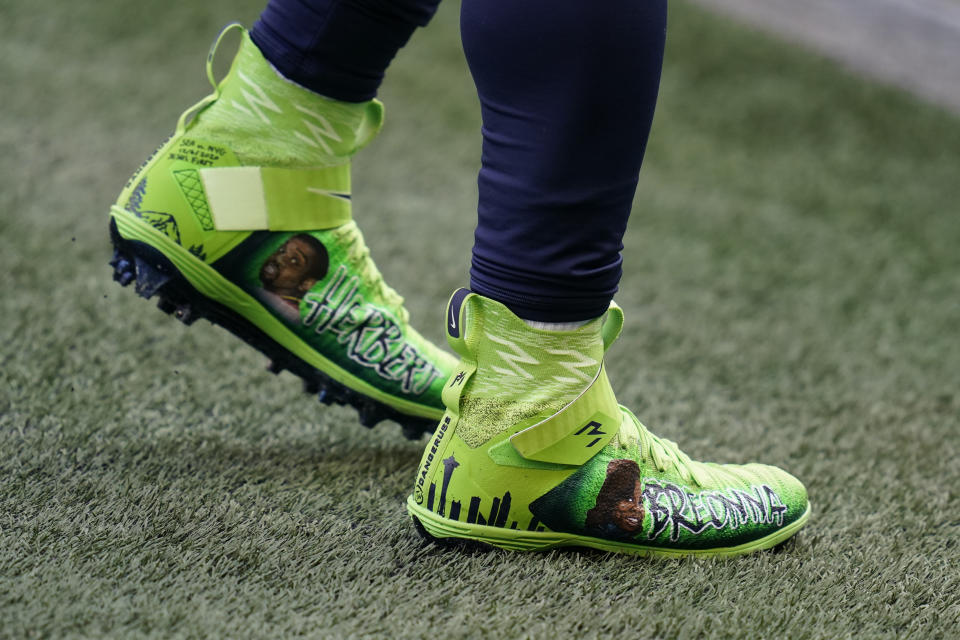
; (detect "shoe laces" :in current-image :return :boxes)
[332,221,408,323]
[620,407,711,487]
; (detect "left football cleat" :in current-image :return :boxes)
[108,25,456,438]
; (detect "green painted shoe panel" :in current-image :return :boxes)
[212,228,451,404]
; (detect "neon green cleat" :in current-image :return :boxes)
[407,290,810,556]
[108,25,456,437]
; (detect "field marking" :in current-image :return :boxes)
[693,0,960,113]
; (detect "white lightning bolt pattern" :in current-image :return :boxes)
[486,333,538,379]
[231,71,282,124]
[293,104,343,155]
[544,349,598,384]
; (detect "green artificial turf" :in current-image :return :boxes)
[1,1,958,638]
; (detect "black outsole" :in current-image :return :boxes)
[108,219,437,440]
[410,516,495,554]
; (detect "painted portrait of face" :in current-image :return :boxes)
[585,458,645,537]
[259,234,329,301]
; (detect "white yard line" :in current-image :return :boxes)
[692,0,960,114]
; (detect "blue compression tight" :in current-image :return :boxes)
[252,0,667,321]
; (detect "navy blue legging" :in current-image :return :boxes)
[252,0,667,321]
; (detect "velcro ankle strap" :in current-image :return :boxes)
[200,164,351,231]
[509,362,621,466]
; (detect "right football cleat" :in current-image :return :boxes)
[108,25,456,438]
[407,290,810,556]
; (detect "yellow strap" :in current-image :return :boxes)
[199,164,352,231]
[509,362,621,466]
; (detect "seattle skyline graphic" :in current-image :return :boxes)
[425,455,547,532]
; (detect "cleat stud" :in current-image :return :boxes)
[399,416,435,441]
[173,304,197,325]
[110,251,137,286]
[108,248,125,269]
[402,424,422,440]
[317,387,333,405]
[358,403,380,428]
[156,297,177,314]
[133,256,171,299]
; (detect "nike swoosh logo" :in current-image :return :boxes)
[447,288,470,338]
